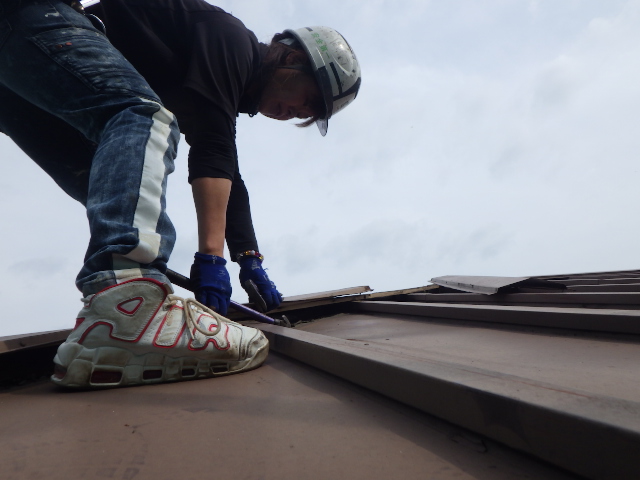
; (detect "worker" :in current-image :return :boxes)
[0,0,361,388]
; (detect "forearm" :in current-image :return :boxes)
[192,177,232,257]
[226,171,259,260]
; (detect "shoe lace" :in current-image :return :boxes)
[165,294,232,338]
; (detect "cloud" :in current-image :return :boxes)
[8,257,67,276]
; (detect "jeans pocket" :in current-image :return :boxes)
[29,27,158,100]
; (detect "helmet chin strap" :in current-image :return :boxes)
[277,65,312,74]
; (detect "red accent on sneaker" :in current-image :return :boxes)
[188,319,231,352]
[90,370,123,384]
[152,306,188,349]
[142,370,163,380]
[116,297,144,315]
[73,317,85,330]
[78,278,169,345]
[53,364,67,379]
[83,278,169,308]
[79,293,166,345]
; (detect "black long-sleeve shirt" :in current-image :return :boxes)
[90,0,264,258]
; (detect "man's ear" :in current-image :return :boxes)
[284,50,308,65]
[283,52,294,65]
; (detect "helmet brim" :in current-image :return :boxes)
[316,118,328,137]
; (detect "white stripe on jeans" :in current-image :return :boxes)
[123,100,174,265]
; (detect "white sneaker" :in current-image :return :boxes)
[51,278,269,388]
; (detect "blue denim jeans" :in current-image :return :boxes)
[0,0,180,295]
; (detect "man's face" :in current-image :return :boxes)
[259,69,321,121]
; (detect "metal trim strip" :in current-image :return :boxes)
[353,301,640,335]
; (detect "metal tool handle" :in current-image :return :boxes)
[165,269,290,327]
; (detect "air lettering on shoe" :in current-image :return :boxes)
[116,297,144,315]
[188,313,231,351]
[79,283,166,343]
[52,279,269,389]
[153,305,187,348]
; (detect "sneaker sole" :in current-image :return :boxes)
[51,340,269,389]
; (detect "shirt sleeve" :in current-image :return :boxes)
[226,170,260,260]
[182,90,238,182]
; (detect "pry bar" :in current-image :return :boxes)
[165,268,291,327]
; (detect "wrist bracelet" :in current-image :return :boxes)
[236,250,264,262]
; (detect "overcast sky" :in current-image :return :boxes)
[2,0,640,336]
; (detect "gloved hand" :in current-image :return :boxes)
[190,252,231,315]
[238,254,283,312]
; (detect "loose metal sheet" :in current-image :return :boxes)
[430,275,566,294]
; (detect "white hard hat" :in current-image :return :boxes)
[284,26,361,136]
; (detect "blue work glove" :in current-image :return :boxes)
[190,252,231,315]
[238,255,283,312]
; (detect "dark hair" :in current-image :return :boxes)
[262,33,324,128]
